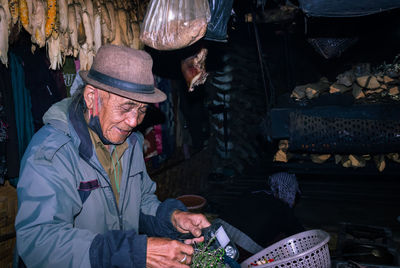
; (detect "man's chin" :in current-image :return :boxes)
[110,129,132,144]
[108,134,130,145]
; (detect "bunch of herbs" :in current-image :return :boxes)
[191,236,225,267]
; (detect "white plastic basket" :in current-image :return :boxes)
[240,229,331,268]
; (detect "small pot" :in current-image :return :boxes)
[176,194,207,213]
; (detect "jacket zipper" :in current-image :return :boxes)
[118,141,136,229]
[86,160,123,229]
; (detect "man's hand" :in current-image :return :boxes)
[146,237,194,267]
[171,210,211,237]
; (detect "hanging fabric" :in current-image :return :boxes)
[62,57,77,97]
[155,76,176,158]
[9,52,35,162]
[0,60,20,181]
[21,48,65,131]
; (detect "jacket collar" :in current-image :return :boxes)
[68,99,93,162]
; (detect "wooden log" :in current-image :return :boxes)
[329,83,351,94]
[334,154,342,164]
[388,86,399,96]
[290,84,307,100]
[356,75,380,89]
[336,70,354,87]
[374,155,386,172]
[362,154,371,161]
[383,75,395,84]
[352,83,365,99]
[310,154,331,164]
[306,87,318,99]
[348,154,366,168]
[386,153,400,163]
[305,77,330,99]
[365,88,384,95]
[341,156,352,168]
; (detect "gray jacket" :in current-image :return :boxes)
[15,98,186,267]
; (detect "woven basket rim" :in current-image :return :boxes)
[241,229,330,267]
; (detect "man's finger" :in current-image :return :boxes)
[184,236,204,245]
[192,227,202,237]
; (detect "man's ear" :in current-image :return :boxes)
[83,85,97,110]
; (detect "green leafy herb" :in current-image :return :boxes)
[191,235,225,267]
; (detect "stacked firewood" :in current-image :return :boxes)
[0,0,149,69]
[273,139,400,172]
[291,61,400,102]
[283,58,400,172]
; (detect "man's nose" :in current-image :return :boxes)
[125,112,140,128]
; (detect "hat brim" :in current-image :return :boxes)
[80,70,167,103]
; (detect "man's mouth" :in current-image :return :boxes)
[117,128,131,135]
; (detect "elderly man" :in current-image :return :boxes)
[15,45,210,268]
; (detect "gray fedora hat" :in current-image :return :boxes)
[80,44,166,103]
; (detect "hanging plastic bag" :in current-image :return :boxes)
[140,0,211,51]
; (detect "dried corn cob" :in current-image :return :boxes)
[9,0,19,25]
[58,0,67,33]
[31,0,46,47]
[47,33,62,69]
[84,0,93,28]
[82,11,93,49]
[19,0,31,33]
[59,30,70,56]
[93,11,101,52]
[117,8,128,45]
[67,3,78,57]
[0,6,9,66]
[45,0,56,38]
[79,42,88,70]
[131,21,142,49]
[110,11,122,46]
[1,0,11,29]
[52,0,59,39]
[105,1,115,41]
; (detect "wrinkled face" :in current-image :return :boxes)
[94,89,148,144]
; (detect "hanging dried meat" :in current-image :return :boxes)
[181,48,208,92]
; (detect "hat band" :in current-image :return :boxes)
[88,69,155,94]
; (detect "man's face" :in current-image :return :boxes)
[97,90,147,144]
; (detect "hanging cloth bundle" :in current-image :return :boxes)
[9,52,35,162]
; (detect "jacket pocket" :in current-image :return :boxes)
[78,179,100,204]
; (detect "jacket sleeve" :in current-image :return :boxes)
[139,199,188,239]
[15,139,95,268]
[89,230,148,268]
